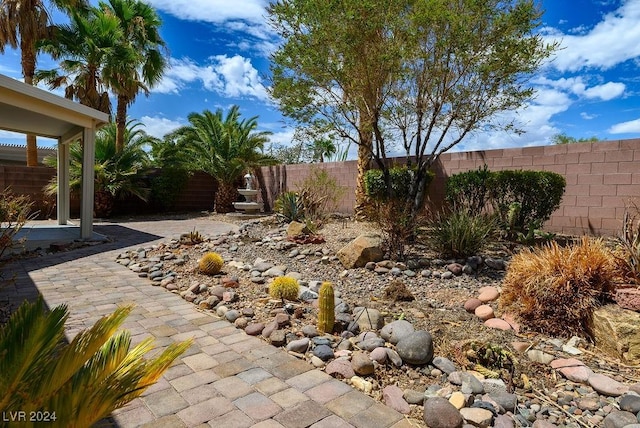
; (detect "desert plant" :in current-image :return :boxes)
[0,188,34,261]
[297,167,346,221]
[274,191,305,223]
[183,228,204,245]
[445,165,493,216]
[269,276,300,301]
[488,170,565,239]
[0,296,191,426]
[617,203,640,286]
[499,237,618,338]
[198,252,224,275]
[317,282,335,334]
[426,210,497,258]
[364,166,434,260]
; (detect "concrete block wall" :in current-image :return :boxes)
[0,165,59,219]
[259,138,640,237]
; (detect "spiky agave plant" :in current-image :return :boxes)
[0,297,191,427]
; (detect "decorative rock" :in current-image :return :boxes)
[500,313,520,333]
[269,330,287,347]
[527,349,555,364]
[326,359,355,379]
[493,414,515,428]
[588,373,629,397]
[477,286,499,303]
[550,358,593,383]
[286,221,308,237]
[447,263,463,275]
[449,391,466,409]
[302,325,319,338]
[352,351,375,375]
[298,286,318,301]
[403,389,425,405]
[383,385,411,414]
[459,407,493,428]
[602,410,638,428]
[225,310,240,322]
[353,307,384,331]
[275,313,290,327]
[592,304,640,363]
[485,258,506,270]
[262,320,278,338]
[441,271,454,279]
[369,347,388,364]
[481,379,507,395]
[313,344,334,361]
[531,421,557,428]
[386,348,403,367]
[350,376,373,393]
[484,318,511,331]
[222,291,238,303]
[380,320,415,344]
[337,234,384,269]
[234,317,248,329]
[432,356,456,374]
[310,356,325,368]
[464,298,483,313]
[286,338,310,353]
[423,397,464,428]
[488,391,516,412]
[461,373,484,395]
[360,337,386,351]
[396,330,434,365]
[263,267,286,277]
[620,394,640,413]
[474,305,494,321]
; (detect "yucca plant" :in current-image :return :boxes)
[274,191,305,223]
[499,237,618,338]
[0,297,191,427]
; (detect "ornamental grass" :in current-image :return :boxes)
[499,237,619,338]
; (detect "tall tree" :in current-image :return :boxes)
[0,0,87,166]
[170,106,277,213]
[35,7,121,114]
[101,0,166,152]
[269,0,555,221]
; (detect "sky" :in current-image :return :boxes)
[2,0,640,157]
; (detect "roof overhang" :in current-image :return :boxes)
[0,74,109,143]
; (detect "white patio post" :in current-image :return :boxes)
[80,127,95,239]
[57,139,70,225]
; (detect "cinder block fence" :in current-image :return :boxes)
[259,138,640,237]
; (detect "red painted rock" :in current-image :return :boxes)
[475,305,494,321]
[484,318,512,331]
[464,298,483,313]
[615,287,640,311]
[478,286,500,302]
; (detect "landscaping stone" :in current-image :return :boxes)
[325,359,355,379]
[351,351,375,376]
[460,407,493,428]
[484,318,511,330]
[369,347,388,364]
[313,344,334,361]
[336,233,384,268]
[474,305,494,321]
[245,322,265,336]
[353,307,384,331]
[383,385,410,414]
[286,337,309,353]
[592,304,640,363]
[396,330,434,365]
[380,319,415,344]
[464,298,483,313]
[588,373,629,396]
[423,397,464,428]
[602,410,638,428]
[432,356,457,374]
[477,286,500,302]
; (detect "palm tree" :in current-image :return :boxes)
[0,296,191,426]
[308,138,337,163]
[35,7,122,114]
[171,106,277,213]
[0,0,88,166]
[44,120,153,217]
[100,0,167,152]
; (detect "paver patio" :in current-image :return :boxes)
[0,218,411,428]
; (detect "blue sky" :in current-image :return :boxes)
[2,0,640,156]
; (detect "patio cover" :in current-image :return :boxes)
[0,73,109,239]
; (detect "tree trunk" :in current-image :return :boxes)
[353,132,372,220]
[115,94,128,153]
[21,42,38,167]
[215,182,238,214]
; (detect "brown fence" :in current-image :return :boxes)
[0,165,59,219]
[258,138,640,237]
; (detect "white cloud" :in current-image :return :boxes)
[533,76,625,101]
[544,0,640,71]
[140,116,185,138]
[583,81,626,100]
[156,55,269,101]
[146,0,268,25]
[581,112,597,120]
[609,117,640,134]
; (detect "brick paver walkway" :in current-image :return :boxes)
[0,218,410,428]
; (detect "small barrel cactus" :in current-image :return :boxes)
[269,276,300,301]
[198,252,224,275]
[317,281,335,334]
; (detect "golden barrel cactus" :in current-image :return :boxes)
[269,276,300,301]
[317,281,335,334]
[198,252,224,275]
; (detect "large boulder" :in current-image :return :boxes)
[592,304,640,364]
[286,221,308,237]
[337,233,384,269]
[396,330,434,365]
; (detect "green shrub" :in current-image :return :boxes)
[151,168,190,211]
[0,188,33,262]
[297,167,346,221]
[274,191,305,223]
[488,170,565,237]
[364,166,415,201]
[426,210,497,258]
[445,165,492,216]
